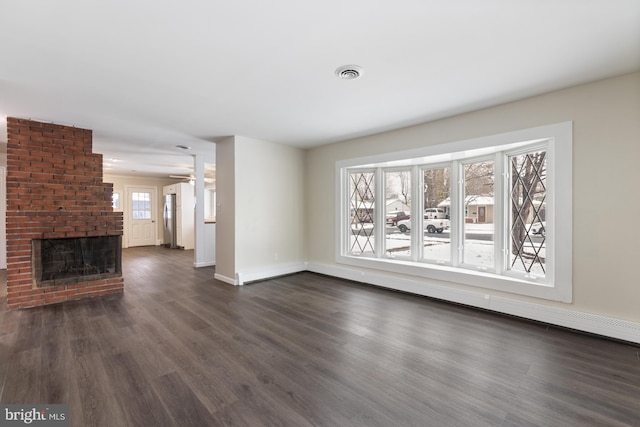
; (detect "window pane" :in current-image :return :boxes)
[205,189,216,219]
[463,161,494,268]
[423,167,451,263]
[508,150,546,276]
[384,170,411,258]
[112,193,120,209]
[132,191,152,220]
[349,172,375,256]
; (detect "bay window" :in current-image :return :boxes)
[336,123,572,302]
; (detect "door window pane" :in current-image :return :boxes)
[132,192,152,219]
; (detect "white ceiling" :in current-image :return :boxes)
[1,0,639,177]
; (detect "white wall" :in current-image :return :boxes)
[202,222,216,267]
[215,136,306,284]
[193,154,216,267]
[235,136,306,277]
[305,72,640,324]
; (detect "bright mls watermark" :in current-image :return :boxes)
[1,405,69,426]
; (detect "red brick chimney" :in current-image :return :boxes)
[5,118,124,309]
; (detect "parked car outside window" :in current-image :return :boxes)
[530,221,546,237]
[397,215,450,234]
[424,208,446,219]
[386,211,410,225]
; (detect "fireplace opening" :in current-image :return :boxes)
[32,236,122,288]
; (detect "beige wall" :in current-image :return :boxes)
[214,137,236,280]
[234,136,306,274]
[0,142,6,165]
[104,174,177,247]
[305,72,640,323]
[215,136,306,282]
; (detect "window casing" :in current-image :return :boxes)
[204,188,216,221]
[336,123,572,302]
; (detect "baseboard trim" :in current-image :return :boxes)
[214,273,237,286]
[306,262,640,344]
[237,263,308,286]
[194,261,216,268]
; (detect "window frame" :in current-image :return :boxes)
[335,122,572,303]
[204,188,216,221]
[383,167,414,261]
[419,162,453,266]
[131,191,152,220]
[345,168,378,257]
[112,192,121,211]
[501,143,551,282]
[459,155,498,273]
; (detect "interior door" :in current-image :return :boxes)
[127,186,157,247]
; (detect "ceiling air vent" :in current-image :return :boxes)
[335,65,364,80]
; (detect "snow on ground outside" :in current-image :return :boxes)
[349,223,545,275]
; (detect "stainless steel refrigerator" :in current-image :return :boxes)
[163,194,179,249]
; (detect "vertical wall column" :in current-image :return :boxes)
[193,154,206,267]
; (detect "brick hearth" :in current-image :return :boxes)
[5,118,124,309]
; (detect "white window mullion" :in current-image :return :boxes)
[450,161,462,266]
[411,165,421,261]
[344,167,354,256]
[545,140,556,285]
[494,152,505,274]
[341,168,348,256]
[375,167,385,258]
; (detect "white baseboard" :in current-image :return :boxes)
[488,296,640,344]
[194,261,216,268]
[306,262,640,344]
[214,273,238,286]
[237,263,308,286]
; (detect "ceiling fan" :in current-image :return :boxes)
[169,174,216,184]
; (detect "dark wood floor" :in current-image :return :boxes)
[1,247,639,426]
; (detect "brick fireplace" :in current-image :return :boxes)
[5,117,124,309]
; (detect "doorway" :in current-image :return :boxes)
[478,206,486,223]
[126,186,157,247]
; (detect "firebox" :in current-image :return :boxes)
[32,236,122,288]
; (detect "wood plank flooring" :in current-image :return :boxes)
[1,246,639,426]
